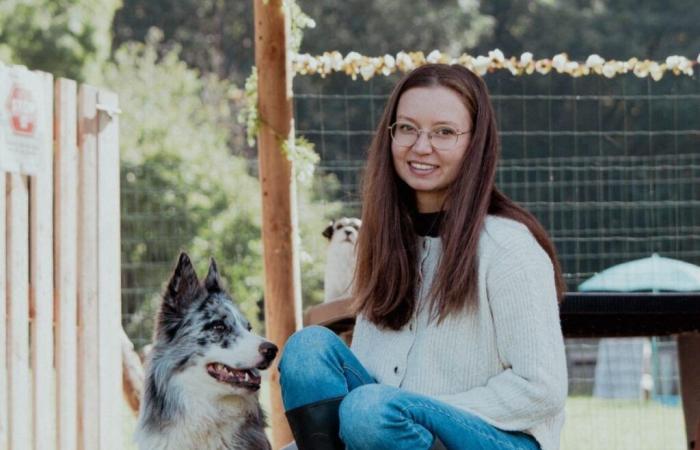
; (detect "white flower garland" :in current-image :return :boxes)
[292,50,699,81]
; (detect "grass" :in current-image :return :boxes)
[122,392,686,449]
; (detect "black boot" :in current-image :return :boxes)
[285,397,345,450]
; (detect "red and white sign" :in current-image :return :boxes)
[0,65,47,175]
[6,83,37,136]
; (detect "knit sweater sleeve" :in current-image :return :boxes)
[436,231,568,431]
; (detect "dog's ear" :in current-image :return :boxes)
[204,257,223,293]
[166,252,200,304]
[322,221,334,240]
[158,252,201,341]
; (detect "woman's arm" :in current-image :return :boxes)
[436,236,568,431]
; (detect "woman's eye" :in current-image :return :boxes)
[398,123,416,133]
[434,127,456,136]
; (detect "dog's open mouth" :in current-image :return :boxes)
[206,363,261,390]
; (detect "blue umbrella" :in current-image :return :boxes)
[578,253,700,293]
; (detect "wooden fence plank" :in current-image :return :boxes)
[77,84,99,450]
[54,77,78,450]
[30,70,55,450]
[0,171,7,450]
[7,173,31,450]
[96,89,122,450]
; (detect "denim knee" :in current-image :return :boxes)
[338,384,397,445]
[279,326,340,380]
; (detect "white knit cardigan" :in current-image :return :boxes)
[351,215,568,450]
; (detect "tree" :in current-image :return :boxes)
[0,0,119,80]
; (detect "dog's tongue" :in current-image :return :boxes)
[207,363,261,388]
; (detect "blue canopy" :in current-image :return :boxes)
[578,253,700,292]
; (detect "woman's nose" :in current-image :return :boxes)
[411,131,433,154]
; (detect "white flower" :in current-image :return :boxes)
[383,54,396,69]
[552,53,568,72]
[665,55,680,70]
[585,54,605,68]
[520,52,533,65]
[565,61,580,74]
[345,51,362,63]
[396,51,414,71]
[633,61,650,78]
[488,48,505,62]
[360,63,376,81]
[427,50,442,63]
[472,55,491,75]
[307,57,318,73]
[602,62,619,78]
[649,62,664,81]
[381,54,396,75]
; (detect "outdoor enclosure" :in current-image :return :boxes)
[0,63,122,450]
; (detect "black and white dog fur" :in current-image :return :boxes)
[322,217,361,302]
[135,253,278,450]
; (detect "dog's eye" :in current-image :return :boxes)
[246,323,253,332]
[209,320,227,332]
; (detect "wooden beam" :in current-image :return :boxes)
[77,84,99,450]
[253,0,301,447]
[54,77,79,450]
[0,169,7,450]
[30,70,55,450]
[96,89,122,450]
[7,172,31,450]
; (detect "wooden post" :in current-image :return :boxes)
[254,0,301,447]
[0,170,7,450]
[77,84,100,450]
[96,89,122,450]
[30,70,55,450]
[7,172,30,450]
[54,77,79,450]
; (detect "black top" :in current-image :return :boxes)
[413,211,444,237]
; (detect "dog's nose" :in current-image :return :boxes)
[345,229,352,237]
[259,341,278,362]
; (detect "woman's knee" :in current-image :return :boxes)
[279,326,342,378]
[339,384,399,443]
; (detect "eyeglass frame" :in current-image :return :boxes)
[387,121,471,151]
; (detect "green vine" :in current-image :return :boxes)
[282,136,320,186]
[238,66,259,147]
[286,0,316,54]
[238,0,318,185]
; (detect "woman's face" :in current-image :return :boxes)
[391,85,472,213]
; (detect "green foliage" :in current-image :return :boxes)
[103,32,338,340]
[112,0,255,84]
[102,34,265,333]
[0,0,119,80]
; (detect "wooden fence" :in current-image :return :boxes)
[1,65,122,450]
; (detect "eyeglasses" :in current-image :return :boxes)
[388,122,470,151]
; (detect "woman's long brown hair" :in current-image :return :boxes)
[353,64,566,330]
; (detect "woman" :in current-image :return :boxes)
[279,63,568,450]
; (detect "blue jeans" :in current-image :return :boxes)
[279,326,541,450]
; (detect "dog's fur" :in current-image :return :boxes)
[323,217,361,302]
[135,253,277,450]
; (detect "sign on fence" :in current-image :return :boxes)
[0,65,49,175]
